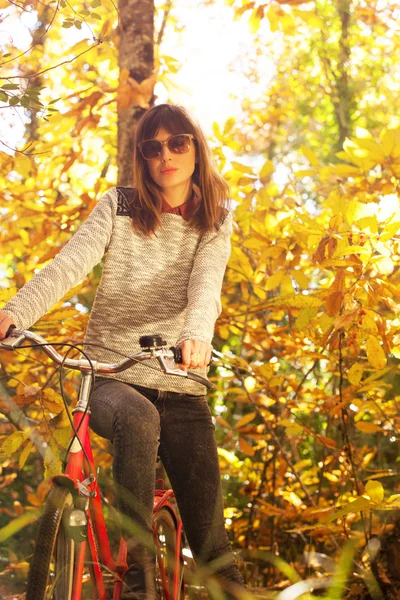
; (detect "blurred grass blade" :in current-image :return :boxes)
[0,507,43,542]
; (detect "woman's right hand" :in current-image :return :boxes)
[0,312,16,340]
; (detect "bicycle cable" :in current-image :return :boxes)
[13,338,207,473]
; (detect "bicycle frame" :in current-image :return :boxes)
[52,371,184,600]
[0,329,209,600]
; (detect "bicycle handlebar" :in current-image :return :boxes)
[0,329,215,390]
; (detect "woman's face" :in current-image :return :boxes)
[144,127,196,195]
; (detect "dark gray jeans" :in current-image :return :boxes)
[89,377,244,586]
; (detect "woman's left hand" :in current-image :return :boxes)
[177,339,212,371]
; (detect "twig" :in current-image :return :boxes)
[157,0,172,47]
[0,41,103,79]
[0,0,61,67]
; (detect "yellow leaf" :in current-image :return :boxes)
[258,364,274,380]
[281,274,293,294]
[355,421,381,433]
[19,440,34,469]
[249,6,262,34]
[329,215,343,230]
[44,439,62,481]
[239,437,255,456]
[300,145,319,167]
[259,159,274,180]
[380,129,396,156]
[283,491,302,507]
[348,363,363,386]
[53,426,72,449]
[324,472,339,483]
[42,388,64,405]
[330,164,360,177]
[278,419,304,435]
[231,161,254,175]
[294,307,318,330]
[365,480,384,504]
[355,215,378,234]
[291,269,310,289]
[0,430,31,458]
[366,336,387,370]
[0,287,18,303]
[269,375,284,388]
[235,412,257,429]
[269,294,322,309]
[265,271,284,291]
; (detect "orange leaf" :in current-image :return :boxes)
[355,421,381,433]
[314,434,337,449]
[326,291,342,316]
[239,437,255,456]
[215,416,232,430]
[313,237,329,263]
[235,411,257,429]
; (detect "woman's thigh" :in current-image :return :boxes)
[89,377,160,443]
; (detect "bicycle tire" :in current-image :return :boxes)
[153,507,184,600]
[26,486,75,600]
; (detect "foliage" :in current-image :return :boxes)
[1,0,400,597]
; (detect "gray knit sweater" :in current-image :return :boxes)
[2,187,232,394]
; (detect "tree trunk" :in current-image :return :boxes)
[334,0,352,151]
[117,0,155,186]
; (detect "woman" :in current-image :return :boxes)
[0,104,245,599]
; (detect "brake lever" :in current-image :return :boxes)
[0,327,26,350]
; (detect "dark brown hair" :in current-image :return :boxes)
[130,104,229,236]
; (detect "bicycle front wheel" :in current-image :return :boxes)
[26,485,75,600]
[153,507,184,600]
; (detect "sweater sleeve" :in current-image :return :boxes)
[176,211,233,346]
[1,189,116,331]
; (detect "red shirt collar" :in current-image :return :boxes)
[161,192,200,221]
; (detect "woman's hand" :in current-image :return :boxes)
[0,312,16,341]
[177,339,212,371]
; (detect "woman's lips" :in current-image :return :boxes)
[160,168,177,174]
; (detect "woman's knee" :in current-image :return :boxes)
[90,379,160,442]
[112,388,160,442]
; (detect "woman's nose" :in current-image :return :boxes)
[160,143,173,160]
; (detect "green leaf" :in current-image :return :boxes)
[1,84,19,90]
[0,91,8,102]
[9,96,20,106]
[91,0,101,6]
[91,12,102,19]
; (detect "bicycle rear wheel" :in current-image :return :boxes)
[26,486,75,600]
[153,507,184,600]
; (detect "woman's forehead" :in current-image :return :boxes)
[143,114,190,138]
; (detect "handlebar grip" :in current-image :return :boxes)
[172,347,183,364]
[171,346,212,367]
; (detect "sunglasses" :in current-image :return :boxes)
[139,134,195,160]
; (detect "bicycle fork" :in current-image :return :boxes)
[51,372,127,600]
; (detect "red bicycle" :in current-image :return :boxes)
[1,329,213,600]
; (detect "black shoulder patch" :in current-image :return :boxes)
[116,187,137,217]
